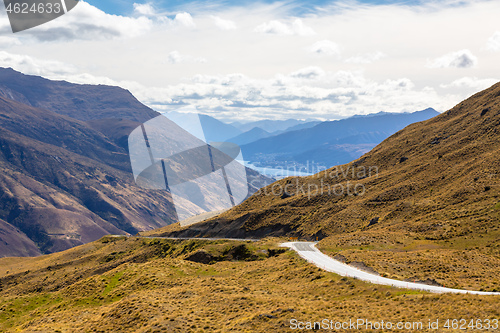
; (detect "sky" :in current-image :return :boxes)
[0,0,499,122]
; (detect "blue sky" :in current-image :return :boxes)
[84,0,424,16]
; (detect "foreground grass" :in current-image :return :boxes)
[0,237,498,332]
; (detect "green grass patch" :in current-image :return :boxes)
[71,296,105,308]
[394,289,425,296]
[194,267,219,276]
[0,294,62,327]
[103,271,124,296]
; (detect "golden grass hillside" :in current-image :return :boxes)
[0,236,499,332]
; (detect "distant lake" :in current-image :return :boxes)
[244,162,318,179]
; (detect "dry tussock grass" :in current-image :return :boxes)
[0,237,499,332]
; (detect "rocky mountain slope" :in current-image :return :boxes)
[0,68,271,257]
[0,95,177,256]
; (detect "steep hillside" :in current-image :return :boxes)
[0,96,129,171]
[86,118,143,150]
[0,219,41,257]
[148,83,500,286]
[0,96,178,256]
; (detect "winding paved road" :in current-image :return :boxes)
[120,235,498,295]
[282,241,500,295]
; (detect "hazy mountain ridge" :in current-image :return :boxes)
[274,120,322,134]
[198,114,243,142]
[241,108,439,168]
[227,127,272,146]
[233,119,317,133]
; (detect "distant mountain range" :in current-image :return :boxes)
[232,119,319,134]
[274,120,322,134]
[168,113,321,145]
[166,112,243,142]
[240,108,440,170]
[228,127,272,146]
[181,110,440,175]
[151,106,439,178]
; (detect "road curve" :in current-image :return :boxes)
[282,242,500,295]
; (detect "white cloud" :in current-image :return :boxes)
[137,68,451,121]
[291,19,316,36]
[427,49,478,69]
[12,1,155,41]
[2,0,500,122]
[289,66,326,79]
[255,20,289,35]
[133,3,156,17]
[440,77,498,90]
[174,12,196,28]
[307,40,342,57]
[0,36,21,48]
[255,19,315,36]
[167,51,207,64]
[345,51,386,64]
[0,51,78,76]
[486,31,500,51]
[211,16,237,30]
[0,2,199,42]
[0,50,472,122]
